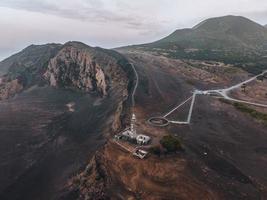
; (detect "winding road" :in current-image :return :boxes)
[130,63,139,108]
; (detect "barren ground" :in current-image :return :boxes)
[98,51,267,199]
[0,86,123,200]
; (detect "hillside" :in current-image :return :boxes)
[159,15,267,49]
[0,42,133,100]
[0,42,134,199]
[122,16,267,73]
[0,16,267,200]
[44,41,130,96]
[0,44,61,76]
[67,50,267,200]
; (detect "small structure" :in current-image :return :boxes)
[66,102,75,112]
[136,134,151,145]
[115,113,151,146]
[133,149,148,159]
[130,113,137,135]
[120,113,137,141]
[121,129,136,140]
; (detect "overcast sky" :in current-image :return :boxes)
[1,0,267,61]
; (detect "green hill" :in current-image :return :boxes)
[149,15,267,49]
[126,16,267,73]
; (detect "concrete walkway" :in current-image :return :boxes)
[150,70,267,126]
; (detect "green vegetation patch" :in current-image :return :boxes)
[233,102,267,124]
[218,98,232,104]
[160,135,183,153]
[220,99,267,125]
[149,145,161,157]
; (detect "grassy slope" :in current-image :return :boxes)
[129,16,267,73]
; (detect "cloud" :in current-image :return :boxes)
[0,0,267,60]
[0,0,168,32]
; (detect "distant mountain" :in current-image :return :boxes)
[148,15,267,50]
[265,24,267,28]
[124,15,267,72]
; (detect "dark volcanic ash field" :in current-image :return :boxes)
[0,86,122,200]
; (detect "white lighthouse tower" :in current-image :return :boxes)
[130,113,137,138]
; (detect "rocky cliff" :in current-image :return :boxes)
[0,42,134,102]
[0,43,61,99]
[44,42,134,131]
[44,42,130,97]
[0,41,134,136]
[0,77,23,100]
[0,42,135,200]
[0,43,61,76]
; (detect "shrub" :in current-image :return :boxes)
[186,79,195,86]
[160,135,183,153]
[219,98,232,104]
[233,102,267,125]
[149,145,161,156]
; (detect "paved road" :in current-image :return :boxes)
[152,70,267,126]
[130,63,139,108]
[225,70,267,92]
[203,70,267,108]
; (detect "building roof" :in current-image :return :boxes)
[136,134,150,142]
[122,130,136,138]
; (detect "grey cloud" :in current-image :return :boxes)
[0,0,167,31]
[1,0,267,61]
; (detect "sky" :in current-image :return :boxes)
[1,0,267,61]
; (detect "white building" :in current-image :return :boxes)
[119,113,137,140]
[121,129,136,140]
[133,149,148,159]
[136,134,151,145]
[116,113,151,145]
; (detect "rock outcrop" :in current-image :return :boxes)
[0,77,23,100]
[0,43,61,99]
[69,151,111,200]
[0,42,132,100]
[0,44,61,77]
[44,42,129,97]
[68,142,218,200]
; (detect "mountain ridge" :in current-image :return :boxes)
[148,15,267,50]
[0,43,61,76]
[0,42,133,200]
[0,41,132,99]
[120,15,267,73]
